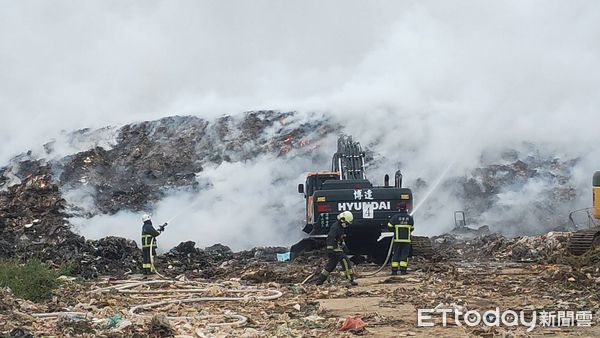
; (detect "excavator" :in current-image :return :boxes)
[291,136,433,263]
[567,171,600,255]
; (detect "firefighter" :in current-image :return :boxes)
[388,208,414,275]
[141,214,167,275]
[315,211,357,286]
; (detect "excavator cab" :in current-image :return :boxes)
[298,172,340,233]
[298,172,340,196]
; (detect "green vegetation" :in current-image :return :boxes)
[0,259,62,301]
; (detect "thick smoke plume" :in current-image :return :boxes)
[72,153,329,251]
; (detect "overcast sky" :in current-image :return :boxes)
[0,1,407,159]
[1,0,599,164]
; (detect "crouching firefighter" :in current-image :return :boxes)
[141,214,167,275]
[388,208,414,275]
[315,211,357,286]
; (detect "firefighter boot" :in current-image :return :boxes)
[400,268,407,275]
[315,273,328,286]
[391,268,398,276]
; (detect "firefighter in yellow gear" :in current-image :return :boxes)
[141,214,167,275]
[315,211,357,286]
[387,208,414,275]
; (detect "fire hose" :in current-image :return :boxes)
[357,236,395,277]
[33,280,282,329]
[299,236,395,284]
[150,235,167,279]
[102,280,281,326]
[359,203,427,278]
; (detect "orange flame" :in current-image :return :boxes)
[283,136,294,145]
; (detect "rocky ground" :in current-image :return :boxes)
[2,233,600,337]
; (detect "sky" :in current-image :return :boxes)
[2,1,600,248]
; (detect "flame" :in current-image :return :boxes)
[283,136,294,145]
[299,139,308,147]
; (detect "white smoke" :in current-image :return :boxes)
[3,1,600,246]
[73,151,333,251]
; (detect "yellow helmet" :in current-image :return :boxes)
[337,211,354,224]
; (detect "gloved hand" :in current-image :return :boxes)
[158,222,168,232]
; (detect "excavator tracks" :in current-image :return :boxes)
[411,236,434,259]
[567,228,600,256]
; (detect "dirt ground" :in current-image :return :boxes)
[320,261,600,337]
[2,257,599,337]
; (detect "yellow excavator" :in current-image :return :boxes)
[566,171,600,255]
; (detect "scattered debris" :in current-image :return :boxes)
[339,316,366,332]
[0,238,599,336]
[149,314,174,337]
[433,231,571,263]
[56,312,94,335]
[5,328,33,338]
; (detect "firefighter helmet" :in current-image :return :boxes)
[337,211,354,224]
[142,214,151,222]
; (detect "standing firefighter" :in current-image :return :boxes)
[315,211,357,286]
[141,214,167,275]
[388,208,414,275]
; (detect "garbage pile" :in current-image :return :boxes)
[0,158,579,279]
[157,242,234,278]
[0,111,339,280]
[433,231,571,263]
[48,111,335,215]
[448,151,580,235]
[0,160,77,258]
[0,161,302,280]
[157,242,320,283]
[0,165,307,279]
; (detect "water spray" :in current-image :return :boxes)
[410,160,456,217]
[362,160,458,278]
[163,193,205,224]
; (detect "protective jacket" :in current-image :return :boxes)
[325,221,345,252]
[141,220,160,274]
[142,221,160,249]
[316,220,355,285]
[387,213,414,243]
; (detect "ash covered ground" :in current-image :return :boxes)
[1,111,598,337]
